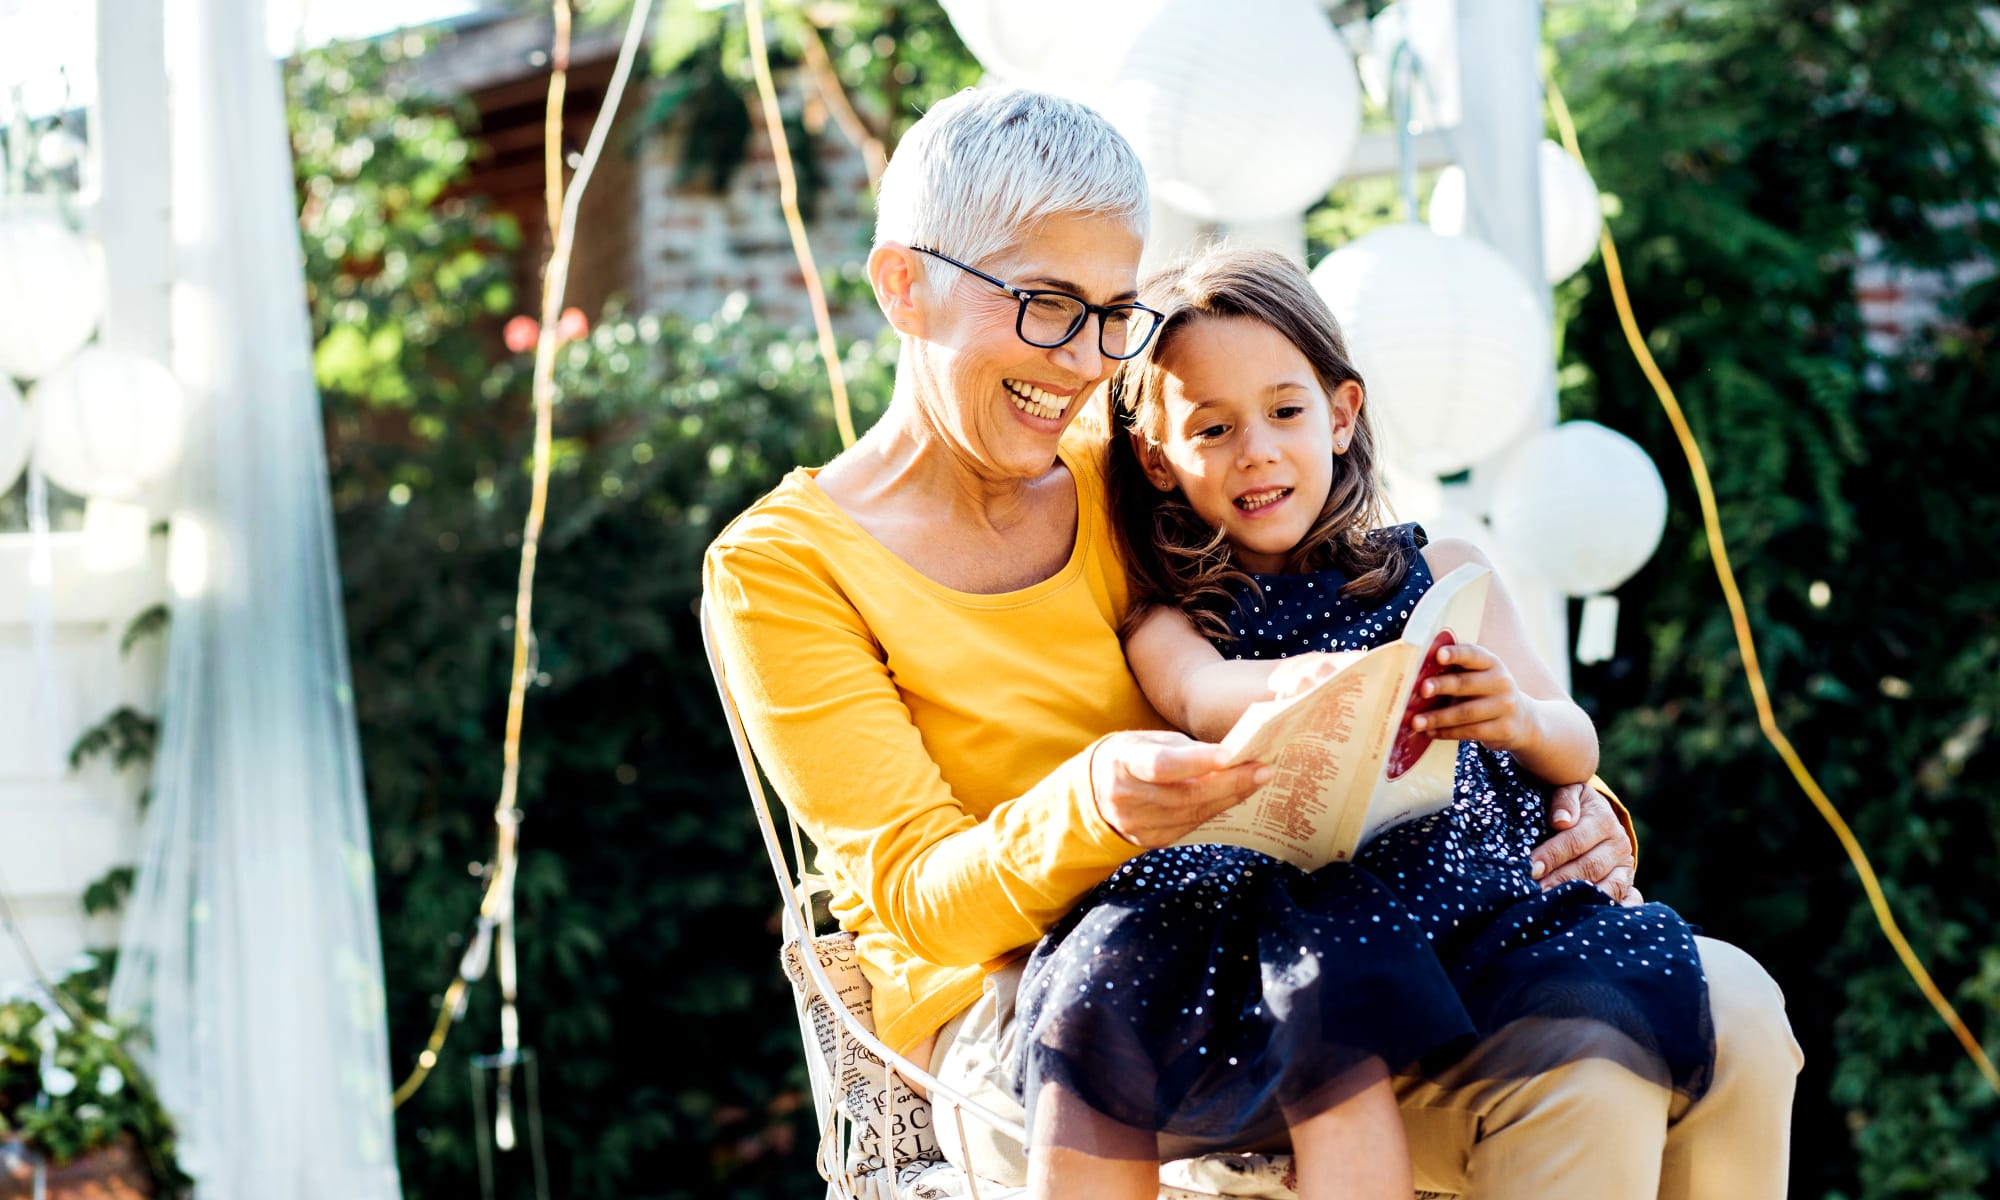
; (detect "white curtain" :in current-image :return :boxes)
[108,0,403,1195]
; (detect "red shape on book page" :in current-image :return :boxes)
[1387,631,1456,780]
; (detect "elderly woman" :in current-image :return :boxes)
[703,87,1800,1199]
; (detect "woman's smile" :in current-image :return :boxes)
[1004,378,1074,421]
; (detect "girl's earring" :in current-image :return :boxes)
[1152,475,1175,492]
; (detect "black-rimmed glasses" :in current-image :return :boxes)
[913,246,1165,361]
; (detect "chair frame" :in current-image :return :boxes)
[701,599,1025,1199]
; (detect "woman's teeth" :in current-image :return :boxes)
[1236,488,1290,512]
[1005,380,1067,420]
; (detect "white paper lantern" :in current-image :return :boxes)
[30,346,187,500]
[1486,420,1668,597]
[937,0,1153,103]
[1429,140,1604,284]
[1416,491,1575,671]
[1310,223,1550,476]
[1099,0,1362,223]
[1380,459,1444,526]
[0,206,106,380]
[0,377,30,494]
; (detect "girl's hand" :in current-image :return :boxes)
[1407,641,1544,754]
[1267,650,1369,699]
[1090,730,1273,849]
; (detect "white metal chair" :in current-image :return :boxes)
[700,597,1450,1200]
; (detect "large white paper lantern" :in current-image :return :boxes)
[1099,0,1362,223]
[30,347,187,500]
[1486,421,1667,597]
[0,206,106,381]
[1429,140,1604,284]
[1311,223,1550,476]
[937,0,1153,103]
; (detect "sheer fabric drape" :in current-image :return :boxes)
[107,1,402,1195]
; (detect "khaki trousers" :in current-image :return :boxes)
[931,937,1802,1199]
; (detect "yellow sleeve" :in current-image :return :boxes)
[1588,774,1639,874]
[703,541,1141,968]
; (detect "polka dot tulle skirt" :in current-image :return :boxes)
[1007,527,1714,1158]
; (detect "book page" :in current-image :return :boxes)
[1185,650,1412,871]
[1174,562,1495,872]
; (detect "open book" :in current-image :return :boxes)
[1176,563,1493,872]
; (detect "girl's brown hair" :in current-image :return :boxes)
[1105,245,1414,640]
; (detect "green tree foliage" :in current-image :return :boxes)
[1549,3,2000,1195]
[633,0,982,203]
[288,32,897,1197]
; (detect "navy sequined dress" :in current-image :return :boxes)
[1007,525,1714,1159]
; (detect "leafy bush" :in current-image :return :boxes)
[0,957,190,1195]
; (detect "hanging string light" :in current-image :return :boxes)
[744,0,855,448]
[390,0,655,1127]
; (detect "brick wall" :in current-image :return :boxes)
[635,78,885,340]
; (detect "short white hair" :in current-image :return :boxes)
[874,87,1150,288]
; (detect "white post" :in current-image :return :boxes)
[91,0,173,364]
[1451,0,1569,689]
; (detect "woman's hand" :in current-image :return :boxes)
[1266,650,1368,699]
[1533,782,1642,905]
[1090,731,1273,849]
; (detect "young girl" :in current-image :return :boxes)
[1005,247,1713,1200]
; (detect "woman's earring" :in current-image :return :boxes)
[1152,475,1175,492]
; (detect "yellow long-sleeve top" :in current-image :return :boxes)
[703,435,1162,1054]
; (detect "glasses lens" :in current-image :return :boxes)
[1019,293,1088,347]
[1101,306,1160,360]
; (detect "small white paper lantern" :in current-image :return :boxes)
[1487,421,1668,663]
[1100,0,1362,223]
[1487,421,1668,596]
[0,206,106,380]
[1429,140,1605,284]
[1311,223,1550,476]
[30,346,187,500]
[0,376,30,494]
